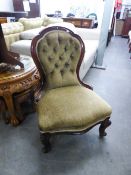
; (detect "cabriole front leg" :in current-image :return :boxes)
[99,117,111,137]
[40,133,51,153]
[3,92,20,126]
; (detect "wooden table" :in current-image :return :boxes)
[0,56,40,126]
[62,17,93,28]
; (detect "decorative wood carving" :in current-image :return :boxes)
[0,56,40,126]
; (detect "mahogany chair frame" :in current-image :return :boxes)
[31,26,111,153]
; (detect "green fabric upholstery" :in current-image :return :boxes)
[37,86,112,133]
[37,30,80,90]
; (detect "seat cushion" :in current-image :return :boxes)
[37,86,112,133]
[20,27,45,40]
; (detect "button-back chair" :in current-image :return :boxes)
[31,26,112,153]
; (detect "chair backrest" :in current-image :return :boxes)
[31,26,85,90]
[87,13,97,20]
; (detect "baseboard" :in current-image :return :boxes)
[91,64,106,70]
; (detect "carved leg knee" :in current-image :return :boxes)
[40,133,51,153]
[99,117,111,137]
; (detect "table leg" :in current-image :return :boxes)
[3,92,20,126]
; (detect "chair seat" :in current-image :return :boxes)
[37,86,112,133]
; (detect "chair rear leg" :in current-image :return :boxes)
[40,133,51,153]
[99,117,111,137]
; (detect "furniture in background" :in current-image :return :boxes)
[0,17,7,24]
[115,19,124,35]
[1,17,100,80]
[13,0,40,18]
[128,30,131,59]
[0,56,40,126]
[62,18,93,28]
[86,13,98,28]
[31,26,112,153]
[122,10,131,37]
[0,11,27,22]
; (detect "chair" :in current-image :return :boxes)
[31,26,112,153]
[86,13,98,28]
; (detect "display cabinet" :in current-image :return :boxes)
[122,10,131,37]
[62,18,93,28]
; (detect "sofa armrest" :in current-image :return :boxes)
[4,33,21,51]
[76,28,100,41]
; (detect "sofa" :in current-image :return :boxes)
[2,16,100,79]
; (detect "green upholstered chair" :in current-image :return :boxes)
[31,26,112,153]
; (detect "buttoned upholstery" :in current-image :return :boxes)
[36,30,80,89]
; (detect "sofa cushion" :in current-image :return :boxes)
[2,22,24,35]
[10,40,32,56]
[43,17,63,26]
[19,17,43,30]
[20,27,45,40]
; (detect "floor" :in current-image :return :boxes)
[0,36,131,175]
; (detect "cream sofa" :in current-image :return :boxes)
[2,17,100,79]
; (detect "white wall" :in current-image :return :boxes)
[40,0,104,18]
[40,0,105,28]
[123,0,131,5]
[0,0,14,11]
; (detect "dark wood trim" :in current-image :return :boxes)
[62,18,93,28]
[0,17,7,24]
[0,11,27,18]
[40,117,111,152]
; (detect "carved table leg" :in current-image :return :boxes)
[3,92,20,126]
[40,133,51,153]
[99,117,111,137]
[14,88,36,122]
[0,98,9,124]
